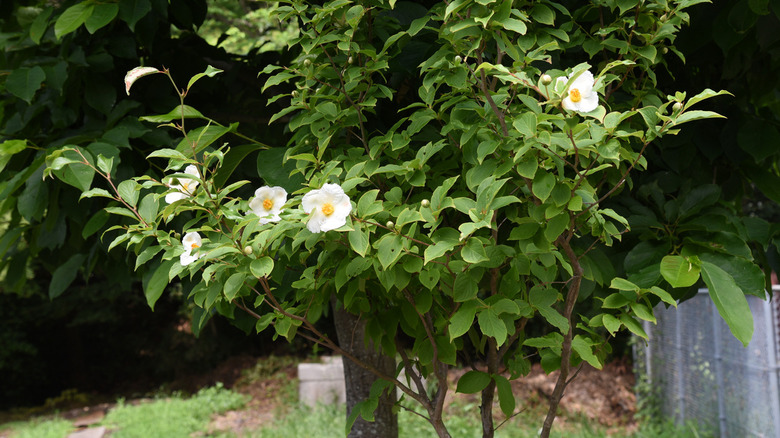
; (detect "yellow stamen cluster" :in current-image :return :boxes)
[321,203,335,216]
[569,88,582,103]
[263,198,274,210]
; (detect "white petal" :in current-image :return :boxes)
[165,191,187,204]
[184,165,200,177]
[561,96,577,111]
[306,211,327,233]
[576,93,599,113]
[318,214,348,232]
[301,190,328,213]
[571,70,594,94]
[180,250,198,266]
[182,232,202,248]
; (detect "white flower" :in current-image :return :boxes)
[558,70,599,113]
[165,164,200,204]
[180,232,205,266]
[301,183,352,233]
[248,186,287,224]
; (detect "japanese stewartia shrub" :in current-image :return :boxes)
[37,1,772,437]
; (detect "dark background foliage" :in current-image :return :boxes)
[0,0,777,409]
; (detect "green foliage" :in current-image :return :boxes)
[4,0,778,436]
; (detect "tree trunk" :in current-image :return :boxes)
[332,299,398,438]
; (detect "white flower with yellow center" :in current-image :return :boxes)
[558,70,599,113]
[180,232,205,266]
[248,186,287,224]
[301,183,352,233]
[165,164,200,204]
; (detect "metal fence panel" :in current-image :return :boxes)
[635,287,780,438]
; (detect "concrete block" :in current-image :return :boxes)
[298,356,346,407]
[67,426,106,438]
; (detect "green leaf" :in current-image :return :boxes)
[494,375,515,417]
[453,271,479,302]
[532,171,555,202]
[117,180,139,207]
[85,2,118,33]
[572,335,602,369]
[213,144,265,188]
[683,88,732,111]
[377,234,404,269]
[456,370,491,394]
[700,261,754,347]
[348,228,370,257]
[140,105,205,123]
[30,7,53,44]
[619,314,647,339]
[630,302,656,323]
[602,314,622,335]
[119,0,151,31]
[79,188,113,200]
[144,259,174,310]
[648,286,677,308]
[523,333,564,349]
[138,194,158,223]
[673,110,725,126]
[449,300,478,341]
[609,277,639,291]
[224,273,246,301]
[187,65,224,91]
[602,293,631,309]
[660,255,700,288]
[256,148,305,193]
[82,210,109,239]
[478,308,508,344]
[250,257,274,278]
[54,2,93,39]
[462,238,489,264]
[49,254,86,299]
[0,139,27,173]
[6,67,46,103]
[175,123,234,154]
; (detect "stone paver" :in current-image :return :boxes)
[67,426,106,438]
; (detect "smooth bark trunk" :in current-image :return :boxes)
[332,300,398,438]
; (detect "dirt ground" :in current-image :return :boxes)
[204,355,638,436]
[0,355,637,437]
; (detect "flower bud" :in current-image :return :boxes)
[673,102,683,112]
[303,59,312,67]
[454,55,462,64]
[541,74,552,85]
[291,90,299,98]
[347,56,354,65]
[169,177,180,186]
[421,199,430,208]
[662,47,669,54]
[243,246,253,255]
[386,221,395,229]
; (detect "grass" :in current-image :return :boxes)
[0,418,73,438]
[101,383,247,438]
[1,383,247,438]
[249,400,705,438]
